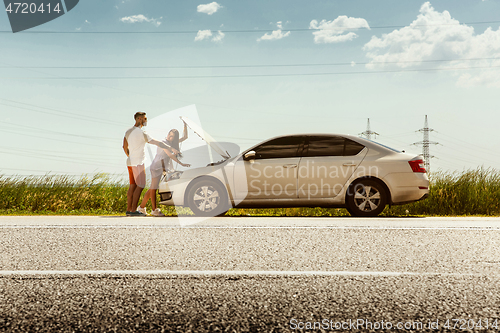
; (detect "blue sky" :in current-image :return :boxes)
[1,0,500,176]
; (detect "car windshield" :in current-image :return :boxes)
[367,140,402,153]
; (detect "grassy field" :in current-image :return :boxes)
[0,168,499,216]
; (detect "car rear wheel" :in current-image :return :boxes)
[346,179,387,217]
[186,178,229,217]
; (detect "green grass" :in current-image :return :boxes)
[382,167,500,216]
[0,173,127,215]
[1,167,499,216]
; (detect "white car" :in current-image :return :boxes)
[158,118,429,217]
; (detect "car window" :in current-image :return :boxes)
[305,136,365,157]
[253,136,303,159]
[306,136,345,157]
[344,139,365,156]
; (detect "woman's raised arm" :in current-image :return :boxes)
[180,121,188,143]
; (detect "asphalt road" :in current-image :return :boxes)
[1,216,500,332]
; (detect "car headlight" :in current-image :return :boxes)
[167,171,183,181]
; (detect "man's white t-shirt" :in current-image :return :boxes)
[124,126,152,166]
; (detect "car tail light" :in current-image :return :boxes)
[409,159,426,173]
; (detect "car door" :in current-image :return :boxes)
[233,136,305,200]
[297,135,367,199]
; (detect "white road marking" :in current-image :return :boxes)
[2,217,500,229]
[0,270,489,277]
[0,225,499,230]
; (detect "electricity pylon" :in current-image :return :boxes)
[359,118,379,140]
[412,115,439,172]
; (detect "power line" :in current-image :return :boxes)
[1,61,299,120]
[0,59,190,116]
[2,20,500,34]
[0,145,123,164]
[0,70,318,128]
[3,57,500,69]
[0,60,211,126]
[3,59,480,125]
[0,167,78,174]
[434,151,493,167]
[0,99,129,127]
[0,145,121,162]
[0,122,120,143]
[373,125,499,171]
[0,59,439,124]
[382,132,419,139]
[0,167,127,176]
[0,145,123,159]
[376,136,415,152]
[3,64,499,80]
[425,158,460,171]
[434,131,500,158]
[0,148,123,168]
[0,127,117,149]
[430,138,500,164]
[1,99,260,145]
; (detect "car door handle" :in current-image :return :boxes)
[342,163,357,167]
[283,164,297,168]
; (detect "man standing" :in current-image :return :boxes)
[123,112,179,216]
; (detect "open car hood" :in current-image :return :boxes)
[180,116,231,160]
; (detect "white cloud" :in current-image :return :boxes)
[197,2,222,15]
[309,15,370,44]
[120,14,162,27]
[212,30,225,42]
[363,2,500,86]
[194,30,225,42]
[257,21,291,41]
[195,29,213,41]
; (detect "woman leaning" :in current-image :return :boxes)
[138,122,190,216]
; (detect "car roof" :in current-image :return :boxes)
[243,133,399,154]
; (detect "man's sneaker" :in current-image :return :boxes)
[151,208,165,217]
[137,206,148,216]
[126,211,132,216]
[129,210,147,217]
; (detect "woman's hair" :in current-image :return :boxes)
[167,129,180,151]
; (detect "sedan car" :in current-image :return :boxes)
[158,118,429,217]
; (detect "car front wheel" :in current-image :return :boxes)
[186,178,229,217]
[346,179,387,217]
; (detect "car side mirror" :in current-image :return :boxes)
[243,150,256,161]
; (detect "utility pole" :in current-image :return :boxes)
[359,118,379,140]
[412,115,439,172]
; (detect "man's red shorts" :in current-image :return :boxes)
[127,164,146,188]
